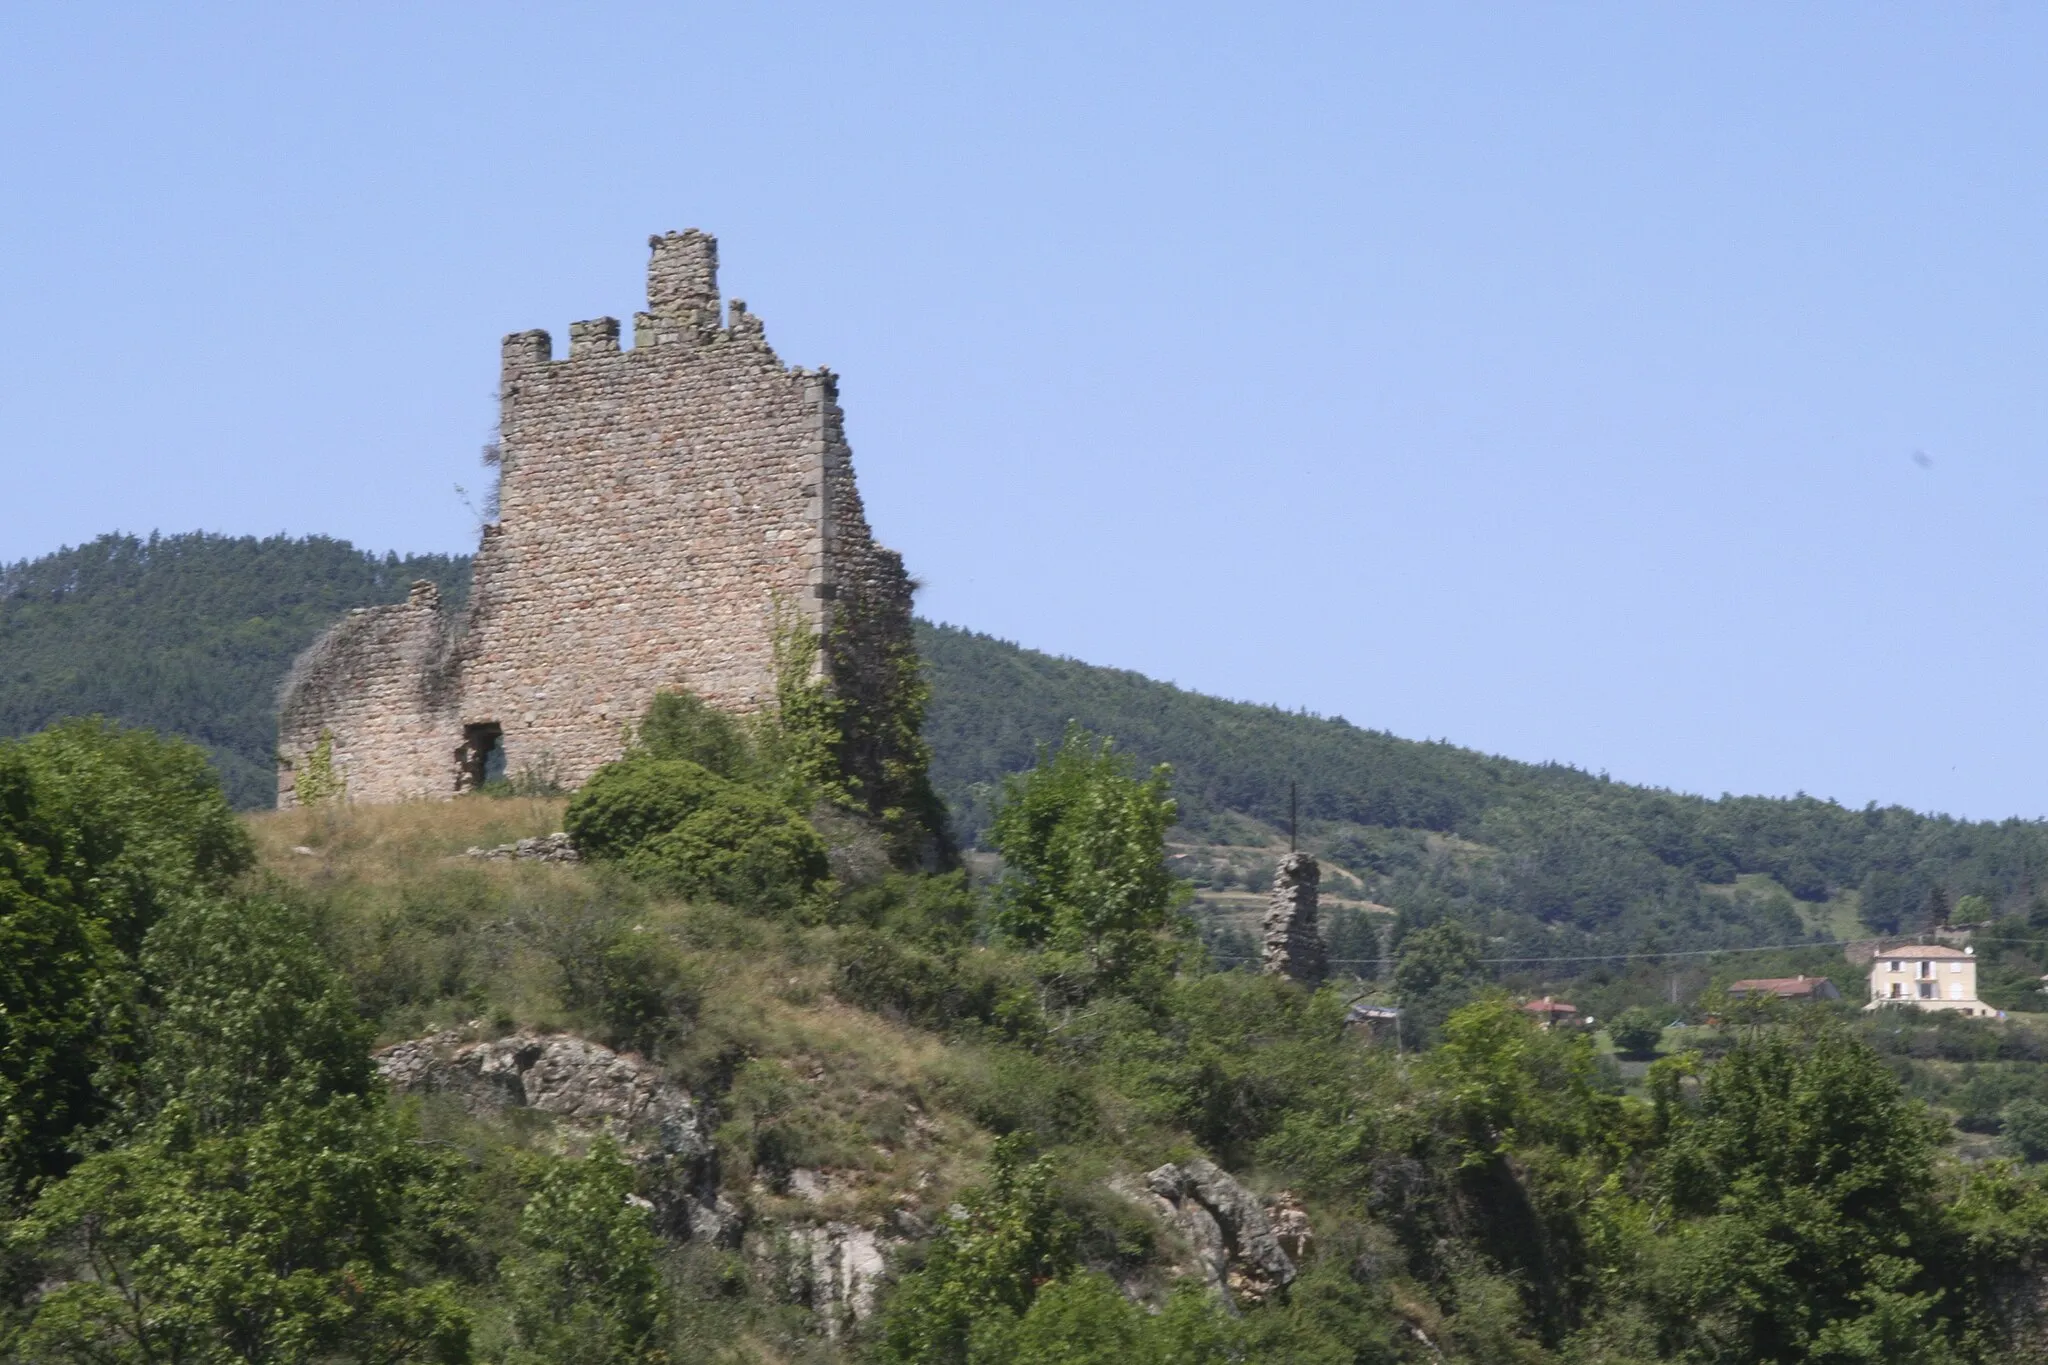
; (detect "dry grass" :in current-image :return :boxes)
[249,793,570,878]
[242,795,989,1216]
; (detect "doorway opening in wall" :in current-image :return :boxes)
[458,722,504,793]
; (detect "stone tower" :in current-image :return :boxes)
[1262,852,1328,987]
[278,231,917,807]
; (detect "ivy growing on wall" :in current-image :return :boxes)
[762,593,951,868]
[825,590,950,867]
[766,600,853,807]
[292,729,345,806]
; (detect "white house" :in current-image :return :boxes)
[1864,945,1997,1017]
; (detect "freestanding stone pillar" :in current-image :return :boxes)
[1262,852,1327,987]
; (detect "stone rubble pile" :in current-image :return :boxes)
[1262,851,1328,987]
[463,832,581,863]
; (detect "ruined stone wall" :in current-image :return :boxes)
[278,231,913,807]
[277,582,458,804]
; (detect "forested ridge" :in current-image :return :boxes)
[8,532,2048,983]
[0,532,469,806]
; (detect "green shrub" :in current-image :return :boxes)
[2002,1097,2048,1162]
[557,927,704,1059]
[622,785,828,915]
[831,927,1041,1039]
[636,689,755,781]
[835,870,978,944]
[563,759,729,861]
[942,1045,1096,1145]
[565,757,828,915]
[1608,1006,1667,1058]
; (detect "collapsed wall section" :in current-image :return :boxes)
[277,231,916,808]
[277,582,458,805]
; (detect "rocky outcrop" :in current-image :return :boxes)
[1262,852,1327,986]
[1136,1160,1301,1304]
[375,1030,730,1241]
[463,832,580,863]
[754,1220,891,1339]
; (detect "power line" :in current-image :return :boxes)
[1206,935,2048,970]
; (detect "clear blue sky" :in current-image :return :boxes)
[4,4,2045,819]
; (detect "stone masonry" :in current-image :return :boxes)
[278,232,915,806]
[1262,851,1328,987]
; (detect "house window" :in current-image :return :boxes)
[1951,984,1964,1000]
[1919,961,1934,978]
[1919,982,1935,998]
[1950,962,1963,974]
[1888,960,1901,972]
[1890,982,1902,998]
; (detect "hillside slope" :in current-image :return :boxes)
[919,621,2048,969]
[6,533,2048,981]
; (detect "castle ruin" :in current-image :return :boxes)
[278,231,918,808]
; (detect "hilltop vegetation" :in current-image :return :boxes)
[8,532,2048,997]
[10,716,2048,1363]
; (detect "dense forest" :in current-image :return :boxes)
[8,532,2048,986]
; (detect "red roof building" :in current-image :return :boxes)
[1521,996,1580,1028]
[1727,975,1842,1001]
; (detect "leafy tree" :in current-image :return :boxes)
[988,725,1188,970]
[1391,919,1483,1047]
[1426,996,1626,1163]
[968,1273,1247,1364]
[1655,1027,1956,1363]
[8,882,471,1364]
[0,720,253,1199]
[506,1140,669,1365]
[876,1136,1074,1364]
[9,1099,472,1365]
[1609,1006,1667,1059]
[1860,870,1914,935]
[132,895,374,1131]
[2001,1097,2048,1163]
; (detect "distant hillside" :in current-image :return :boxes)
[919,621,2048,995]
[7,533,2048,990]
